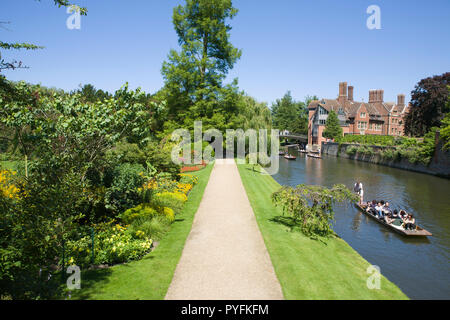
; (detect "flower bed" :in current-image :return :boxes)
[181,161,207,173]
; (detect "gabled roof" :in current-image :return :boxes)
[307,97,404,121]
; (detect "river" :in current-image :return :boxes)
[273,149,450,299]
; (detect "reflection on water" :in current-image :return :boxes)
[273,150,450,299]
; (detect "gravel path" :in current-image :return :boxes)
[165,159,284,300]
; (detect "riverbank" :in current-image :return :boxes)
[322,142,450,178]
[66,163,214,300]
[237,163,408,299]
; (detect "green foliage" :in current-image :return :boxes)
[356,145,374,156]
[127,215,171,241]
[64,223,152,269]
[440,89,450,150]
[405,72,450,136]
[153,191,187,216]
[71,84,112,103]
[341,132,436,165]
[379,148,398,161]
[105,163,145,214]
[119,204,158,224]
[345,146,357,156]
[271,91,309,133]
[0,170,87,299]
[271,184,358,237]
[142,140,182,178]
[322,110,343,141]
[161,0,242,122]
[340,134,397,146]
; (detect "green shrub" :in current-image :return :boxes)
[127,215,171,241]
[346,146,357,156]
[142,140,181,178]
[380,148,396,160]
[356,145,374,155]
[341,134,396,146]
[119,204,158,224]
[64,223,153,268]
[105,163,145,214]
[153,191,187,215]
[107,141,146,165]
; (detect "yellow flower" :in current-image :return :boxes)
[0,170,20,200]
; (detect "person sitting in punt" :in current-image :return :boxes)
[384,212,394,224]
[375,202,384,219]
[389,210,405,227]
[383,202,392,215]
[392,209,399,218]
[399,209,408,219]
[365,200,376,215]
[404,214,416,231]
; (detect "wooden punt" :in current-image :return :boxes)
[355,204,432,237]
[307,153,322,159]
[284,154,297,160]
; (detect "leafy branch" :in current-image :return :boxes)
[271,184,358,237]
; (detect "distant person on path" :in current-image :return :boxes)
[354,181,363,204]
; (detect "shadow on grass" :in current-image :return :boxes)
[68,267,114,300]
[245,167,262,173]
[269,215,331,245]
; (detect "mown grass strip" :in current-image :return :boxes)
[237,163,408,300]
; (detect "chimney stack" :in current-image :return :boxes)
[338,82,348,104]
[348,86,354,101]
[397,94,405,106]
[369,90,376,103]
[378,89,384,102]
[370,89,384,103]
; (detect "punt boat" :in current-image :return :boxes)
[284,154,297,160]
[307,153,322,159]
[355,203,432,237]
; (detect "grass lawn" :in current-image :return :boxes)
[0,160,20,171]
[237,163,408,300]
[67,163,214,300]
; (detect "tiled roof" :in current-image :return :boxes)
[307,97,407,121]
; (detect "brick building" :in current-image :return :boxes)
[307,82,410,147]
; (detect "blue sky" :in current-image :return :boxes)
[1,0,449,105]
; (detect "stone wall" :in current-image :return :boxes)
[321,141,450,178]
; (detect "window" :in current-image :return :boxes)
[319,107,328,115]
[358,121,367,130]
[369,123,373,130]
[319,120,326,125]
[374,123,382,131]
[360,112,366,118]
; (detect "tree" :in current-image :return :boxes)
[0,1,87,72]
[271,184,358,237]
[322,110,343,141]
[72,84,112,103]
[440,87,450,150]
[404,72,450,136]
[161,0,242,122]
[271,91,309,134]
